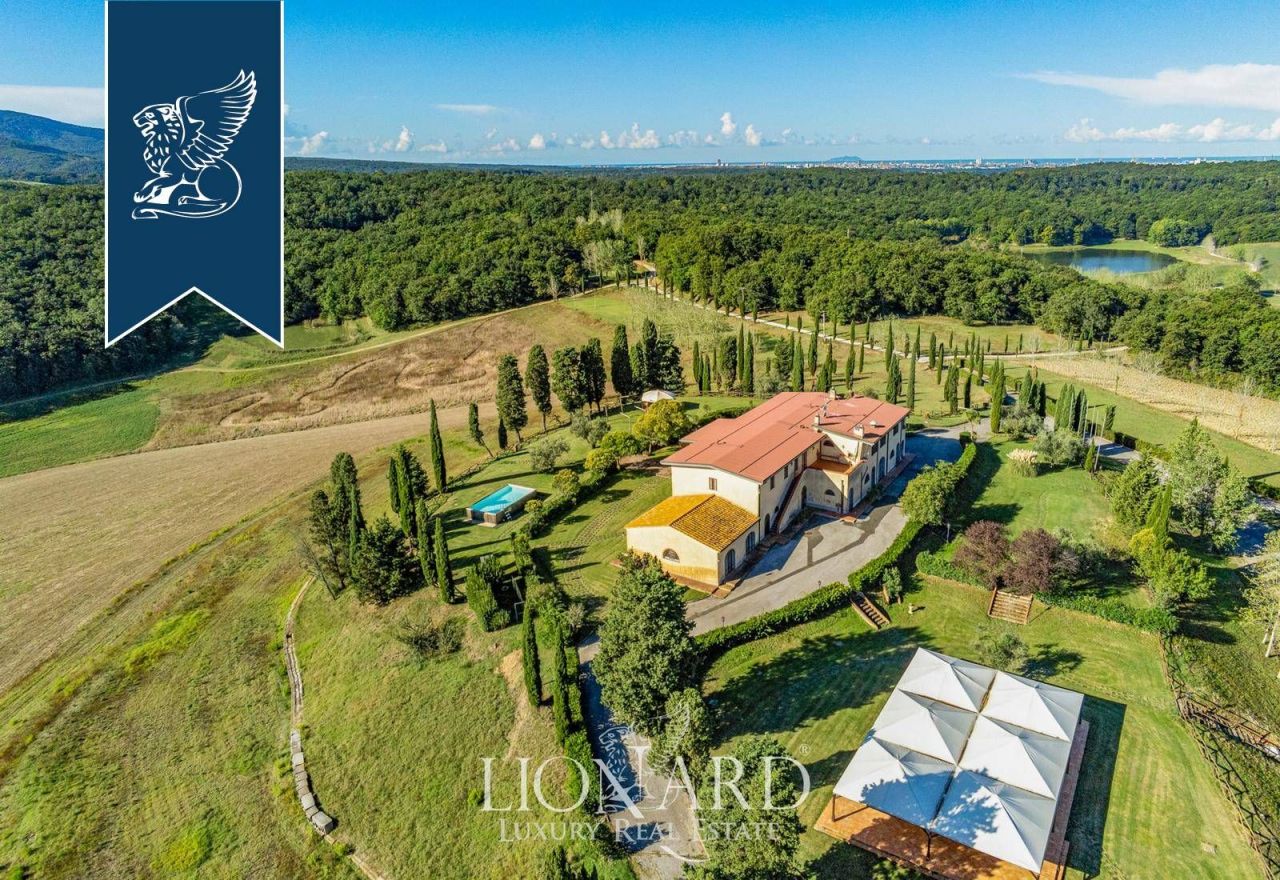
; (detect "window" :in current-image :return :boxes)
[708,477,718,491]
[662,548,680,562]
[769,475,775,490]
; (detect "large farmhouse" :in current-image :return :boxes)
[626,391,910,587]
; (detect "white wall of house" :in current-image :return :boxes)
[625,523,758,586]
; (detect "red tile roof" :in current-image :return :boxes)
[665,392,909,482]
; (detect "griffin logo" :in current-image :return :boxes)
[131,70,257,220]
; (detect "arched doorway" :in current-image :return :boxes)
[764,513,772,534]
[747,532,757,553]
[725,548,737,574]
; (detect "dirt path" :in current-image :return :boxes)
[0,405,481,693]
[283,577,389,880]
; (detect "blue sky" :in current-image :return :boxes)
[4,0,1280,163]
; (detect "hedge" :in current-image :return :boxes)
[916,549,1180,636]
[1037,592,1178,636]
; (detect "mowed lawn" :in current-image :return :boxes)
[0,386,158,478]
[702,577,1265,880]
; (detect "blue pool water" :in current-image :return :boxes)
[471,484,535,514]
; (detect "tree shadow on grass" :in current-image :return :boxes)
[1066,695,1125,879]
[1024,644,1084,679]
[707,624,936,742]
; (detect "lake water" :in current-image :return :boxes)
[1025,247,1178,275]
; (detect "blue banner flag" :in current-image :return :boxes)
[105,0,284,346]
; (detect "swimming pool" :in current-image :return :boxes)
[466,484,537,525]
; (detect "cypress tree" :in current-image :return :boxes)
[906,338,918,411]
[885,356,901,403]
[790,336,804,391]
[864,317,872,343]
[522,602,542,705]
[387,455,403,514]
[1147,485,1172,543]
[414,499,435,586]
[844,347,855,391]
[818,361,832,393]
[857,341,865,373]
[963,373,972,409]
[929,331,938,369]
[496,354,528,441]
[396,447,416,536]
[428,399,447,491]
[433,516,455,603]
[1018,333,1024,353]
[885,324,895,368]
[527,344,552,431]
[691,339,702,390]
[744,333,755,393]
[608,325,634,403]
[936,344,945,383]
[469,401,489,456]
[989,362,1006,434]
[807,321,819,373]
[737,325,746,384]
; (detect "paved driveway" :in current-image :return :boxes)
[686,428,962,635]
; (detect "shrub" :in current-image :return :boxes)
[632,399,692,450]
[954,521,1010,588]
[1034,429,1086,468]
[465,555,511,631]
[1038,592,1178,635]
[584,446,618,474]
[529,436,570,472]
[394,615,465,662]
[972,621,1028,674]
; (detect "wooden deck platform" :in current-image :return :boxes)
[815,720,1090,880]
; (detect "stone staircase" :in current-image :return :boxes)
[987,588,1033,624]
[852,592,891,630]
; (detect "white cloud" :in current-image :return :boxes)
[393,125,413,152]
[485,137,520,154]
[1063,115,1280,143]
[0,84,103,126]
[297,131,330,156]
[1025,63,1280,112]
[528,132,547,150]
[743,123,762,146]
[434,103,501,115]
[418,140,447,154]
[719,111,737,137]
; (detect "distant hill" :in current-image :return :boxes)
[0,110,103,183]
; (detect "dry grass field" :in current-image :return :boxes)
[0,408,474,694]
[150,302,613,447]
[1015,352,1280,454]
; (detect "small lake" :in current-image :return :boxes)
[1025,247,1178,275]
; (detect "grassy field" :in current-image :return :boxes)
[703,576,1264,879]
[0,399,640,878]
[1005,360,1280,487]
[0,386,158,478]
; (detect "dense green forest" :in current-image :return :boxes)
[4,161,1280,400]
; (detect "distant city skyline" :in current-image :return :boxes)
[3,1,1280,164]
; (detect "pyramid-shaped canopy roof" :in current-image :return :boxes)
[958,715,1074,799]
[932,771,1059,873]
[982,671,1084,742]
[833,737,955,828]
[873,689,976,764]
[897,648,997,712]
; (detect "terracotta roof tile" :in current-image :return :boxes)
[664,392,909,481]
[627,494,758,552]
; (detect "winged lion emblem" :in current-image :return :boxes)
[131,70,257,220]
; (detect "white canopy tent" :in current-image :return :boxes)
[872,689,976,764]
[897,647,995,712]
[958,715,1073,799]
[832,737,954,828]
[830,649,1086,876]
[932,771,1059,873]
[640,389,676,405]
[982,671,1084,742]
